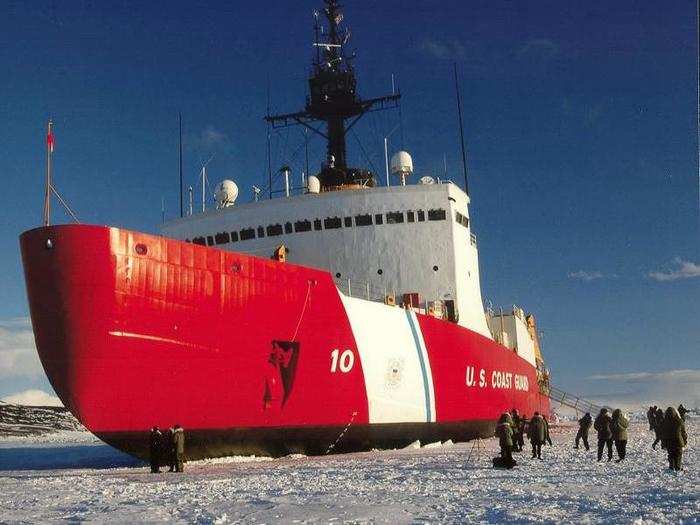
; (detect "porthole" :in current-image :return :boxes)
[377,269,383,275]
[135,243,148,255]
[335,272,341,278]
[433,265,439,272]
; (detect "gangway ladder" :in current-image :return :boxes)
[546,385,605,416]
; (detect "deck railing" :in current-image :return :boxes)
[334,278,391,303]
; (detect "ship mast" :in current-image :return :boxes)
[265,0,400,191]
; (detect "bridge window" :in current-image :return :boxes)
[230,231,239,242]
[266,224,283,236]
[285,222,293,234]
[257,226,265,238]
[294,219,311,233]
[386,211,404,224]
[455,211,469,228]
[193,236,206,246]
[215,232,230,245]
[206,236,214,246]
[417,210,425,222]
[374,213,383,225]
[344,217,352,227]
[355,214,372,226]
[240,228,255,241]
[313,219,322,231]
[407,211,415,223]
[428,208,446,221]
[324,216,342,229]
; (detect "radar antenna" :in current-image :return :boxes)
[265,0,400,191]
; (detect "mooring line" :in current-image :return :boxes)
[325,411,358,454]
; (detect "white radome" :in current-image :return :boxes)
[307,175,321,194]
[215,180,238,208]
[419,176,435,185]
[390,151,413,177]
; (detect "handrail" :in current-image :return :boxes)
[546,384,605,415]
[334,278,390,303]
[334,277,448,317]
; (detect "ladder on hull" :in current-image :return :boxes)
[546,385,606,415]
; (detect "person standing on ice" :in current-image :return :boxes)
[495,412,516,468]
[575,412,592,450]
[652,407,665,449]
[166,427,176,472]
[528,412,546,459]
[678,404,688,422]
[510,409,522,452]
[594,408,613,462]
[149,426,163,473]
[542,415,553,446]
[647,406,656,430]
[516,413,527,452]
[173,424,186,472]
[611,409,629,462]
[662,407,688,471]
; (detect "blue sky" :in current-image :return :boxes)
[1,1,698,406]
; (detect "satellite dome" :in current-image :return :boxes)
[307,175,321,194]
[390,151,413,186]
[390,151,413,176]
[215,180,238,208]
[419,175,435,185]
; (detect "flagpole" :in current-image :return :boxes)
[44,120,53,226]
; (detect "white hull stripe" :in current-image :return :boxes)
[339,292,435,424]
[405,311,436,423]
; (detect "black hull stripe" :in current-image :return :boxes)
[99,420,497,461]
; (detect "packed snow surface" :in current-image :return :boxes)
[0,422,697,523]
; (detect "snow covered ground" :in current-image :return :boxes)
[0,422,697,523]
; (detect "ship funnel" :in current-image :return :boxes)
[307,175,321,194]
[390,151,413,186]
[215,180,238,208]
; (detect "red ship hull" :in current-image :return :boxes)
[20,225,550,459]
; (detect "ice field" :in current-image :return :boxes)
[0,421,697,523]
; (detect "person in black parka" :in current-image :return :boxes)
[518,414,529,453]
[662,407,688,471]
[528,412,546,459]
[611,409,629,462]
[594,408,613,462]
[646,406,655,431]
[166,427,177,472]
[494,412,516,468]
[149,426,163,473]
[575,412,592,450]
[652,407,665,449]
[510,409,522,452]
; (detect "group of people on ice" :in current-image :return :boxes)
[646,404,689,471]
[496,403,690,471]
[494,409,551,468]
[573,405,689,470]
[149,425,186,473]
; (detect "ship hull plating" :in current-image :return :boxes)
[20,225,549,460]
